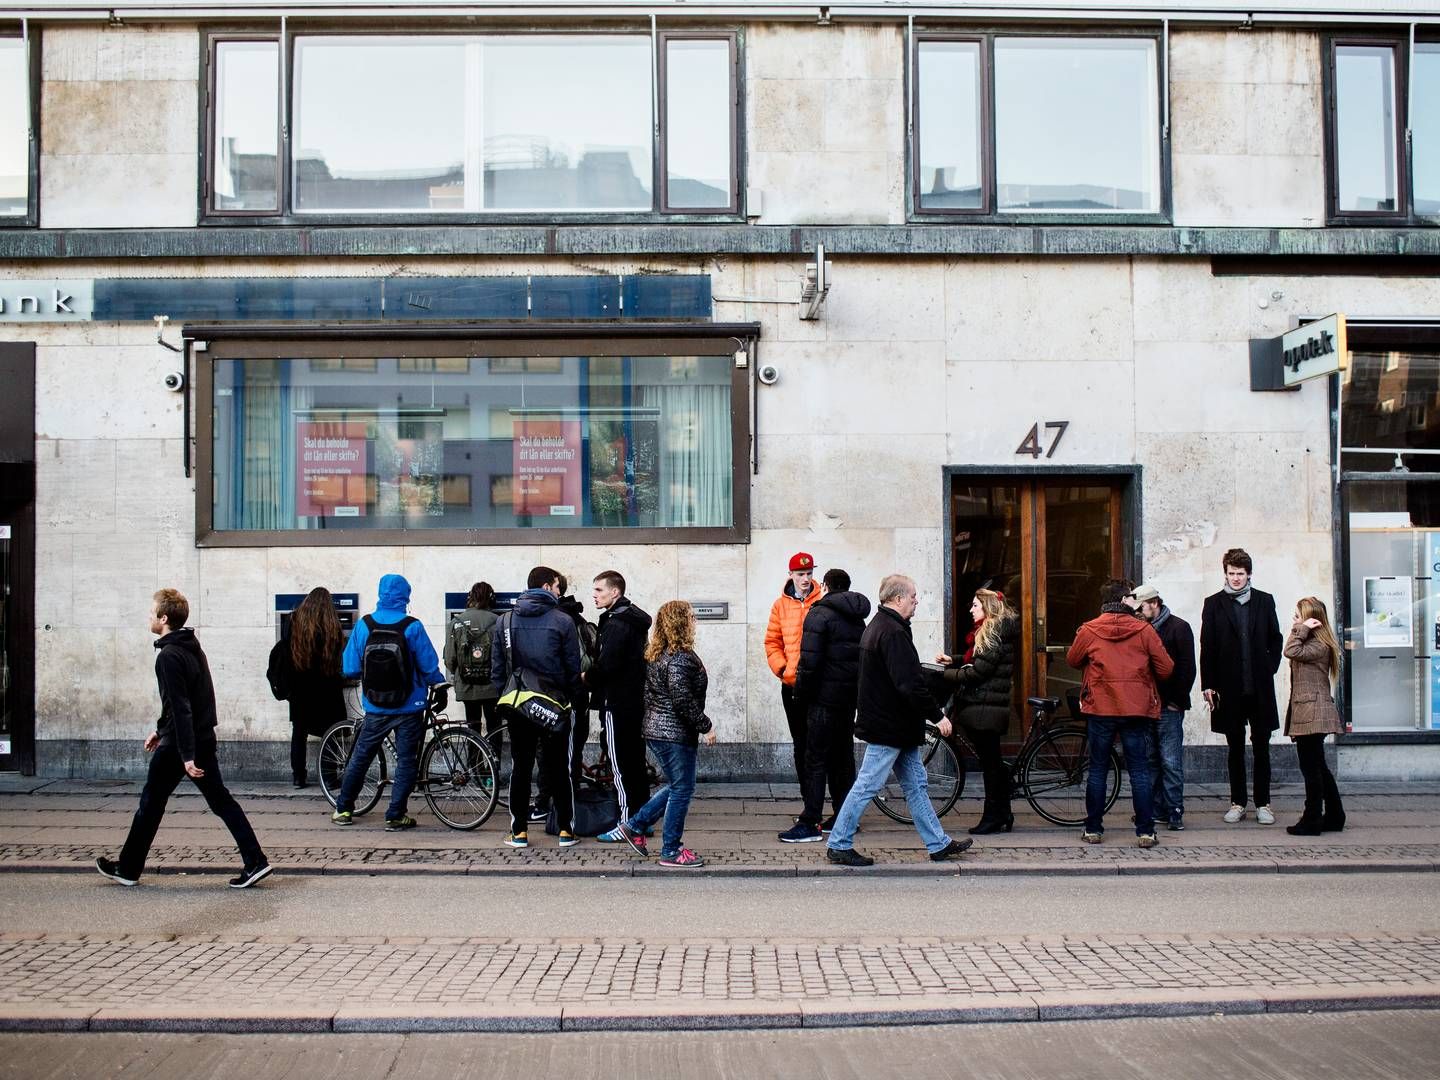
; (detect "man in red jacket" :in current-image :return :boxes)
[1066,579,1175,848]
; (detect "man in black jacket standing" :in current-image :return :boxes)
[1133,583,1197,831]
[1200,548,1284,825]
[96,588,271,888]
[825,574,973,866]
[587,569,653,834]
[781,569,868,843]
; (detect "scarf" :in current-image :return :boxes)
[1223,581,1252,605]
[962,621,981,665]
[1150,604,1172,632]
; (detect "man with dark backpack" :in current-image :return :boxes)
[332,574,446,831]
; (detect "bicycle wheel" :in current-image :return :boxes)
[421,726,499,830]
[1021,726,1122,826]
[317,719,385,816]
[871,725,965,824]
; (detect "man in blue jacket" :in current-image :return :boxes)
[492,565,584,848]
[331,574,446,831]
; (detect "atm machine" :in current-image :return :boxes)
[443,590,520,624]
[275,592,360,644]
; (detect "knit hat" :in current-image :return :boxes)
[788,552,814,572]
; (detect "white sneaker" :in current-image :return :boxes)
[1224,804,1246,823]
[1256,805,1275,825]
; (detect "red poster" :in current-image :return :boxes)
[512,416,581,518]
[297,421,368,518]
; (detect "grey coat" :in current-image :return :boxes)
[1283,623,1343,738]
[642,649,713,746]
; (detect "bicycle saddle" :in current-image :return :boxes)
[1026,696,1062,712]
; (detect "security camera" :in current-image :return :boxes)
[757,364,780,386]
[162,371,186,392]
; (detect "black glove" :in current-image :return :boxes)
[432,686,449,712]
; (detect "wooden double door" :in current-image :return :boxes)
[949,471,1135,737]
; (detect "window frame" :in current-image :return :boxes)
[203,33,283,219]
[0,26,38,229]
[909,26,1170,224]
[199,26,744,226]
[193,328,754,546]
[657,30,741,216]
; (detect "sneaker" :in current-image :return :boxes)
[504,832,528,848]
[658,848,704,868]
[385,815,417,832]
[528,805,550,823]
[1137,834,1159,849]
[95,856,137,887]
[1081,832,1103,845]
[558,831,580,848]
[826,847,874,867]
[929,838,974,862]
[1256,805,1275,825]
[331,810,353,826]
[596,826,627,844]
[1168,818,1186,832]
[611,823,649,856]
[228,862,273,889]
[1224,804,1246,823]
[779,821,824,844]
[820,814,837,833]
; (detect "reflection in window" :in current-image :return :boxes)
[212,353,734,531]
[0,39,27,216]
[664,38,733,209]
[1334,44,1399,212]
[994,37,1160,212]
[1342,351,1440,472]
[214,41,279,211]
[1415,44,1440,215]
[916,40,983,210]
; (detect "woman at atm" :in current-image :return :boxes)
[267,587,347,788]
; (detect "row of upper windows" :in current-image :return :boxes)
[0,29,1436,225]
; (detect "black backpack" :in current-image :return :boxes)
[361,614,417,708]
[577,619,599,675]
[455,616,493,684]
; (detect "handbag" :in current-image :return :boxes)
[495,612,571,734]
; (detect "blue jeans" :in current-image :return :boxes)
[338,709,426,820]
[627,739,698,858]
[828,743,952,854]
[1148,710,1185,824]
[1085,716,1155,836]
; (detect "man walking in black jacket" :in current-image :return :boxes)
[96,588,271,888]
[826,574,973,866]
[1133,583,1197,831]
[587,570,653,834]
[781,569,868,843]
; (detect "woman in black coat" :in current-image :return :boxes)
[267,587,347,788]
[938,589,1018,834]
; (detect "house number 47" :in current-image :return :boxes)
[1016,421,1070,459]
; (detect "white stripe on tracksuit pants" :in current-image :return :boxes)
[604,707,649,825]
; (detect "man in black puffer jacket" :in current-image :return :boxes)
[782,569,869,843]
[587,570,654,831]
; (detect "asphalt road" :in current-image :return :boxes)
[5,1011,1439,1080]
[2,870,1437,939]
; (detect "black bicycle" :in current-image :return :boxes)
[318,682,499,830]
[872,695,1122,827]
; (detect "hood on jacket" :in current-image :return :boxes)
[377,574,412,613]
[607,596,653,632]
[557,595,585,620]
[819,590,871,623]
[515,588,559,617]
[1085,611,1149,641]
[154,626,200,653]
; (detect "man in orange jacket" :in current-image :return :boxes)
[765,552,824,793]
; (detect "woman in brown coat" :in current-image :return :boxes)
[1282,596,1345,836]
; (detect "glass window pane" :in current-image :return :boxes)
[1341,350,1440,472]
[211,352,733,531]
[483,36,652,211]
[917,41,982,210]
[994,37,1160,212]
[213,41,278,212]
[0,40,28,216]
[1334,45,1399,212]
[1414,44,1440,215]
[294,37,468,212]
[664,39,732,209]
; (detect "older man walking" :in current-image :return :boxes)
[825,574,973,867]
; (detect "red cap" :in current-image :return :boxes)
[788,552,814,572]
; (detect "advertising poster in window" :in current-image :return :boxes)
[1362,575,1412,649]
[297,421,368,517]
[512,415,582,518]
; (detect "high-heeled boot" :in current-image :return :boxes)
[969,803,1014,835]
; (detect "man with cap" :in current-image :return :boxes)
[1132,583,1197,831]
[765,552,824,791]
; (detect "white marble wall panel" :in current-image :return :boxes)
[35,346,186,441]
[694,622,747,742]
[756,340,947,436]
[114,440,190,535]
[1133,341,1322,435]
[43,25,199,82]
[36,627,117,741]
[197,548,269,630]
[678,544,748,625]
[36,439,116,534]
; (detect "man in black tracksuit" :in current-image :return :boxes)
[781,568,869,843]
[587,569,653,828]
[96,588,271,889]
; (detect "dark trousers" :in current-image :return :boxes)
[781,684,807,787]
[118,742,265,880]
[799,703,857,826]
[509,716,574,835]
[537,708,590,804]
[289,721,309,784]
[1224,701,1272,807]
[1294,733,1344,825]
[603,706,651,825]
[462,698,502,757]
[966,728,1012,822]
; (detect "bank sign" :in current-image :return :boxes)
[0,280,93,321]
[1282,313,1347,387]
